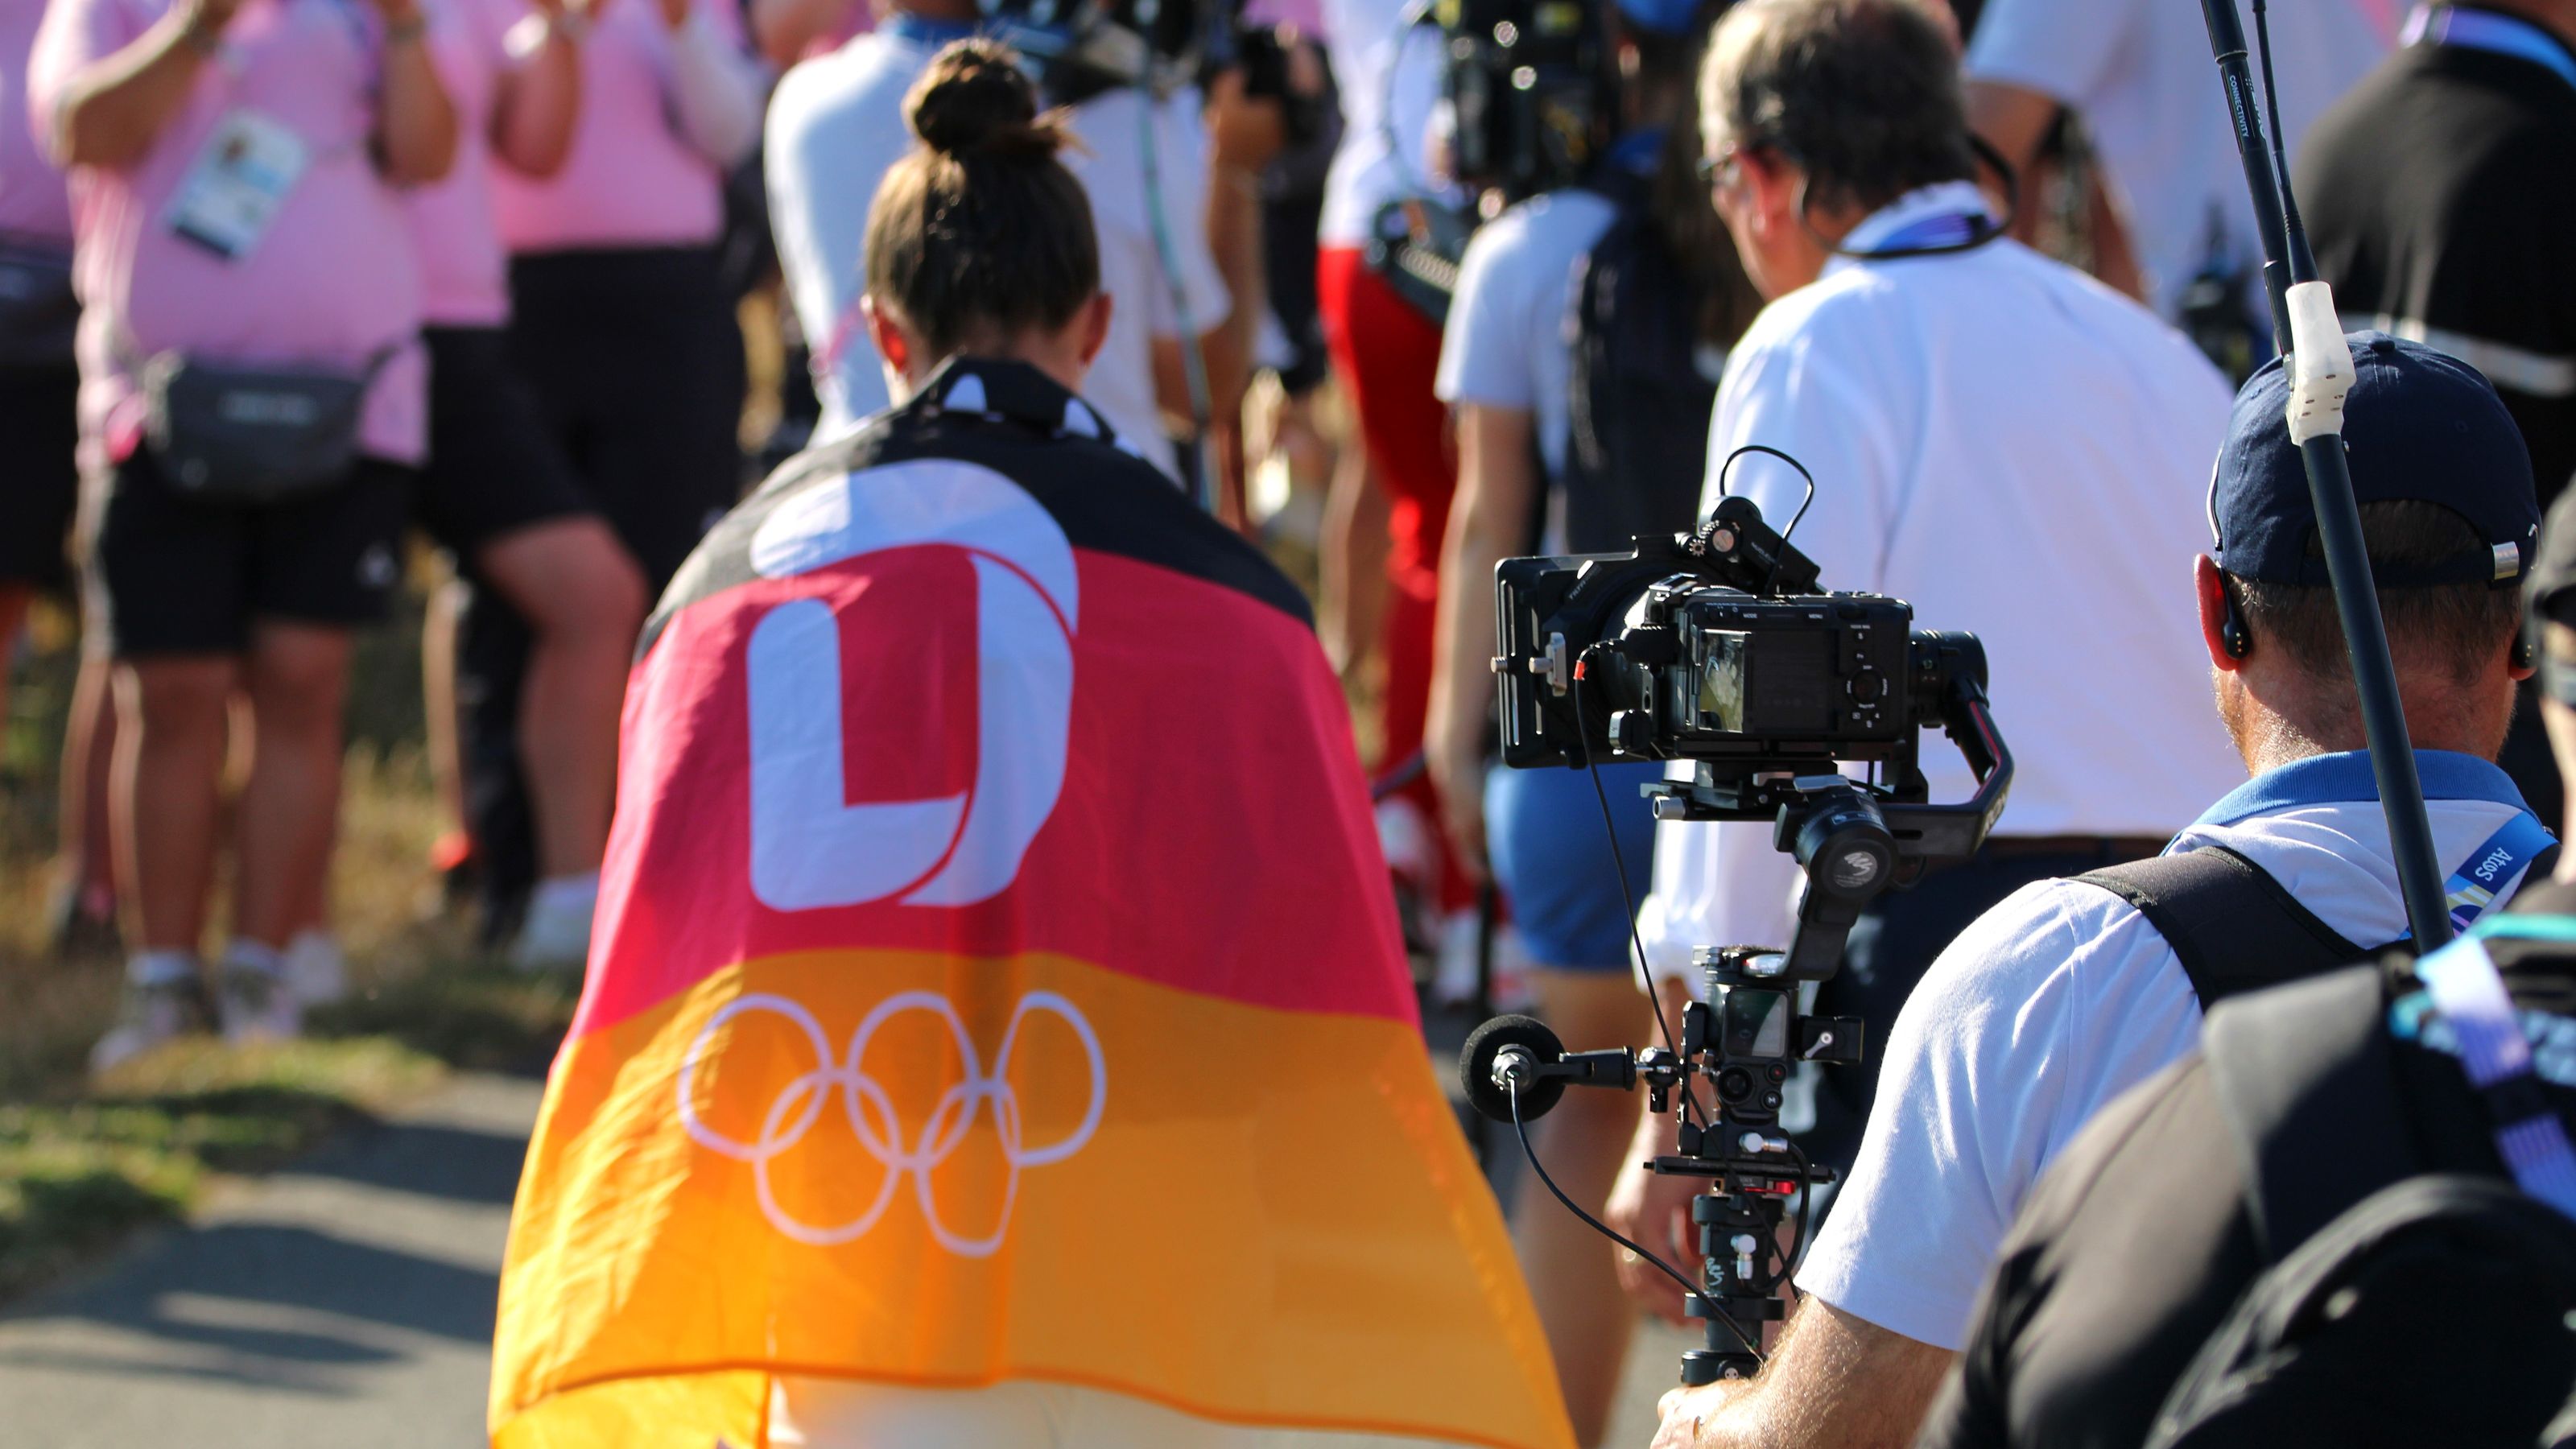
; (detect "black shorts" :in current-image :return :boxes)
[0,365,80,592]
[415,325,594,555]
[85,448,412,657]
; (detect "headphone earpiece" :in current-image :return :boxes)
[2220,594,2253,660]
[2516,630,2537,672]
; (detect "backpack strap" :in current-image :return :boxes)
[2076,845,2377,1010]
[2202,965,2420,1262]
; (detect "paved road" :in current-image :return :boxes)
[0,1067,1688,1448]
[0,1072,538,1449]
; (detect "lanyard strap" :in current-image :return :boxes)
[2405,4,2576,89]
[2417,934,2576,1217]
[2446,811,2558,933]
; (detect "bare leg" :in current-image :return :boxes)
[230,621,353,950]
[1514,968,1656,1447]
[472,517,644,880]
[1319,443,1389,681]
[60,650,119,908]
[422,570,469,852]
[116,654,237,954]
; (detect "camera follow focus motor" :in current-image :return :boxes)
[1458,487,2013,1385]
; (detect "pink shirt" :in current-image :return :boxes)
[0,0,73,243]
[489,0,741,253]
[30,0,427,469]
[407,0,514,325]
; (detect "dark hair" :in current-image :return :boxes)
[2227,501,2524,685]
[1633,2,1761,348]
[1700,0,1975,216]
[865,40,1101,361]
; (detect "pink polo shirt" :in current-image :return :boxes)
[489,0,741,253]
[407,0,514,326]
[29,0,427,469]
[0,0,73,243]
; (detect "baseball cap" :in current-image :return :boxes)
[2207,331,2537,589]
[1616,0,1710,37]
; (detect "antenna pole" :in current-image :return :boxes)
[2198,0,2456,950]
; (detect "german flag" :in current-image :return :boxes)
[489,361,1572,1449]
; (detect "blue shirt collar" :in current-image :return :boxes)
[887,11,983,47]
[2405,5,2576,88]
[2195,749,2531,828]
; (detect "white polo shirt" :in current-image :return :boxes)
[1966,0,2392,322]
[1434,187,1617,483]
[1800,749,2550,1351]
[1636,182,2243,973]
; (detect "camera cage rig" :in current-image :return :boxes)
[1458,490,2013,1385]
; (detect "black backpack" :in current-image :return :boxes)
[2138,963,2576,1449]
[1559,165,1719,554]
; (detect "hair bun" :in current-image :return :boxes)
[907,39,1063,161]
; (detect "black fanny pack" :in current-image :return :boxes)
[0,238,78,370]
[134,345,396,506]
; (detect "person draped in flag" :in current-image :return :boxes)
[488,39,1572,1449]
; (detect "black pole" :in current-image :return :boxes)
[2197,0,2454,950]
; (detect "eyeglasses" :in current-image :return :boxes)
[1696,146,1750,194]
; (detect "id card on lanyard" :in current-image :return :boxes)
[164,107,311,260]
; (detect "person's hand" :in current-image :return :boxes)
[1425,735,1488,885]
[178,0,243,44]
[655,0,690,32]
[1652,1381,1732,1449]
[366,0,426,31]
[1204,68,1286,174]
[1604,1103,1697,1323]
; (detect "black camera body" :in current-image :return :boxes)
[1439,0,1614,201]
[984,0,1208,97]
[1493,497,1975,786]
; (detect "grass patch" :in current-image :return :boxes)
[0,1038,445,1300]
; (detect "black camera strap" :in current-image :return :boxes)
[2077,845,2390,1011]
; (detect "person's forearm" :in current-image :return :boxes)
[1426,467,1510,786]
[665,8,765,170]
[1200,160,1262,420]
[493,14,583,178]
[50,2,220,171]
[748,0,847,69]
[373,6,457,184]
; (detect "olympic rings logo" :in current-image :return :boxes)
[676,989,1106,1257]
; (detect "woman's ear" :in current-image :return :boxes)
[1076,292,1114,369]
[863,296,911,379]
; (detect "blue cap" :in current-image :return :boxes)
[2208,331,2537,588]
[1616,0,1708,37]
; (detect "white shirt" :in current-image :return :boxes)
[1967,0,2393,322]
[1434,188,1616,482]
[766,24,940,431]
[1798,750,2545,1350]
[1317,0,1449,247]
[1635,183,2244,975]
[1060,85,1232,482]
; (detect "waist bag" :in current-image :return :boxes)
[136,345,395,506]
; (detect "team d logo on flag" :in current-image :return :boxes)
[490,387,1572,1449]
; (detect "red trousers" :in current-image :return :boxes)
[1318,245,1468,909]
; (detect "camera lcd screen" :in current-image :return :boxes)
[1700,630,1836,735]
[1724,988,1790,1062]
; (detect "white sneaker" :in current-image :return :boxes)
[283,930,349,1006]
[510,873,599,972]
[90,972,206,1075]
[216,950,303,1046]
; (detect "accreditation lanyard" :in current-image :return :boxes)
[2405,5,2576,89]
[2418,919,2576,1217]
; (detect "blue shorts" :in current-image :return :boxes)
[1484,760,1662,972]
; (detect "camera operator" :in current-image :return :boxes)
[1422,1,1752,1437]
[1649,333,2545,1449]
[489,40,1575,1449]
[1622,0,2240,1283]
[1918,372,2576,1449]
